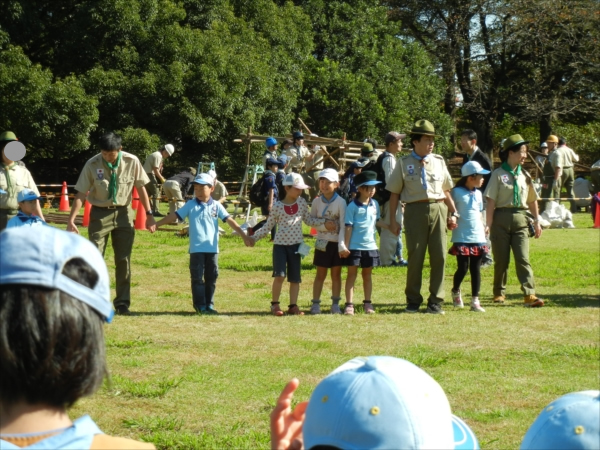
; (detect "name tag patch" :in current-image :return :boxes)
[501,174,510,184]
[407,164,415,175]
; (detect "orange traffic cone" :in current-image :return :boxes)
[132,187,139,210]
[59,181,70,211]
[134,202,146,230]
[594,202,600,229]
[82,200,92,227]
[310,227,318,236]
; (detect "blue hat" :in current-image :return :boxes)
[17,188,42,202]
[265,137,278,148]
[192,173,214,185]
[277,155,289,165]
[0,227,113,322]
[520,391,600,449]
[354,170,381,187]
[292,131,304,140]
[303,356,479,450]
[266,158,280,168]
[461,161,491,177]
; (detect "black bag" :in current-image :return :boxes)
[372,152,392,205]
[249,177,267,207]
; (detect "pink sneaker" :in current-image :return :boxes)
[363,301,375,314]
[452,289,464,308]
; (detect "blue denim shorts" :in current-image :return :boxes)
[273,244,302,283]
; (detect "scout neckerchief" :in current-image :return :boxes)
[501,161,521,206]
[15,211,44,224]
[410,151,428,190]
[1,162,14,196]
[319,192,338,217]
[105,151,122,204]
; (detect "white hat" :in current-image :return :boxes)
[208,169,217,179]
[282,173,309,190]
[163,144,175,156]
[192,173,214,185]
[319,168,339,182]
[461,161,491,177]
[540,142,548,148]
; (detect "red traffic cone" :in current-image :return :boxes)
[310,227,318,236]
[134,202,146,230]
[594,202,600,229]
[59,181,70,211]
[132,187,140,210]
[82,199,92,227]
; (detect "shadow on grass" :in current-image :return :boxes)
[128,311,272,317]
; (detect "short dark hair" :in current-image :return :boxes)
[0,258,108,409]
[499,144,525,163]
[558,137,567,146]
[410,134,425,147]
[99,132,122,151]
[461,129,477,141]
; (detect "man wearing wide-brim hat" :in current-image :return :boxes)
[385,120,459,315]
[484,134,544,307]
[0,131,45,230]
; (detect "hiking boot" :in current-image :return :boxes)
[470,299,486,312]
[271,302,284,317]
[287,304,304,315]
[310,301,321,315]
[426,303,445,315]
[524,295,544,308]
[493,295,505,304]
[405,303,420,313]
[363,301,375,314]
[452,289,464,308]
[344,303,355,315]
[331,303,342,314]
[116,305,131,316]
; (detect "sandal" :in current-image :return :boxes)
[287,304,304,315]
[271,301,284,316]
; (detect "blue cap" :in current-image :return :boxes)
[461,161,490,177]
[520,391,600,449]
[192,173,214,185]
[0,227,113,322]
[278,154,289,165]
[265,137,278,148]
[303,356,479,449]
[17,188,41,202]
[266,158,280,168]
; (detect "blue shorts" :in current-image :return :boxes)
[273,244,302,283]
[343,249,381,268]
[313,241,343,268]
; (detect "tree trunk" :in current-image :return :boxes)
[540,115,552,144]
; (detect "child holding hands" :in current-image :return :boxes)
[340,171,385,315]
[249,173,335,316]
[154,173,252,314]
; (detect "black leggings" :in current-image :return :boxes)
[453,254,483,296]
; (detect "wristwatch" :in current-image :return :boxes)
[146,210,153,216]
[451,211,460,219]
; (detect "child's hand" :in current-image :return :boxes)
[339,249,351,258]
[270,378,307,450]
[324,220,337,232]
[245,237,255,247]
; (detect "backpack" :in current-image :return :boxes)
[249,177,267,207]
[372,152,393,205]
[338,176,352,204]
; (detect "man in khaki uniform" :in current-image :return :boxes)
[386,120,458,314]
[0,131,44,230]
[143,144,174,216]
[67,132,156,315]
[484,134,544,307]
[163,167,196,217]
[284,131,318,174]
[556,137,579,212]
[208,170,228,204]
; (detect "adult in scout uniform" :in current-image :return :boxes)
[283,131,318,174]
[539,137,560,213]
[0,131,44,230]
[546,135,563,203]
[386,120,459,315]
[143,143,175,216]
[67,132,157,315]
[556,136,579,212]
[484,134,544,308]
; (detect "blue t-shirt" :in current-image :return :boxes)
[176,197,230,253]
[6,212,48,228]
[345,198,380,250]
[451,187,486,244]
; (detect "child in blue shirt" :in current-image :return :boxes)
[6,189,48,228]
[155,173,252,314]
[448,161,491,312]
[340,171,387,315]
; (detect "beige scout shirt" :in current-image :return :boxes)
[385,153,453,203]
[0,164,40,210]
[212,180,228,201]
[484,167,538,209]
[556,145,578,168]
[284,145,310,172]
[75,152,150,207]
[143,151,163,173]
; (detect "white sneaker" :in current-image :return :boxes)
[310,301,321,315]
[452,289,464,308]
[344,303,355,315]
[470,300,485,312]
[331,303,342,314]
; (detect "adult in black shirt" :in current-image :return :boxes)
[163,167,197,216]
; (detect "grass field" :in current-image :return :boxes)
[52,207,599,449]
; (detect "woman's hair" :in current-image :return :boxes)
[0,258,108,409]
[454,175,470,189]
[499,144,524,163]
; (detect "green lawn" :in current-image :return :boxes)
[57,209,599,449]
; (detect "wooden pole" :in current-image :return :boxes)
[298,118,313,135]
[245,126,252,167]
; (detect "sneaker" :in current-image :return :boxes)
[493,295,505,304]
[331,303,342,314]
[452,289,464,308]
[470,301,485,312]
[524,295,544,308]
[426,303,445,315]
[310,301,321,315]
[363,301,375,314]
[389,260,408,267]
[405,303,420,313]
[194,306,207,314]
[204,307,219,315]
[344,303,355,315]
[287,304,304,315]
[271,302,284,317]
[116,305,131,316]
